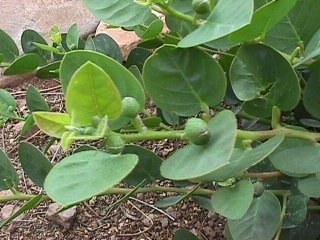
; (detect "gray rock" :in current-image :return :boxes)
[46,203,77,229]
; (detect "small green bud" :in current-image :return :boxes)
[253,182,265,197]
[121,97,141,118]
[184,118,211,145]
[104,133,125,154]
[192,0,211,15]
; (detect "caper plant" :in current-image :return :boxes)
[1,0,320,239]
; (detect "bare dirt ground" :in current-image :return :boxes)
[0,77,226,239]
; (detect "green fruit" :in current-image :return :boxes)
[253,182,265,197]
[192,0,211,15]
[105,132,125,154]
[184,118,211,145]
[121,97,141,118]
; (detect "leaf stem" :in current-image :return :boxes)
[240,171,284,179]
[274,192,289,240]
[156,3,197,25]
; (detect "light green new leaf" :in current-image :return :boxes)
[212,180,254,220]
[230,43,300,117]
[0,29,19,63]
[81,0,152,27]
[298,174,320,198]
[0,148,19,190]
[230,0,297,42]
[178,0,254,47]
[228,192,281,240]
[66,23,80,50]
[0,89,17,119]
[66,61,122,126]
[3,53,39,75]
[44,150,138,206]
[161,110,236,181]
[143,45,226,116]
[18,142,53,187]
[33,112,71,138]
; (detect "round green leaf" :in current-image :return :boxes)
[60,50,145,108]
[228,191,281,240]
[122,145,163,186]
[66,61,122,126]
[161,110,237,181]
[18,142,53,187]
[44,150,138,206]
[0,89,17,119]
[126,47,152,71]
[0,29,19,63]
[212,180,254,220]
[85,34,122,63]
[270,145,320,175]
[141,19,164,40]
[230,43,300,117]
[0,148,19,190]
[173,229,199,240]
[3,53,39,75]
[143,45,227,116]
[298,174,320,198]
[283,195,307,227]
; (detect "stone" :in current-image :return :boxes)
[1,0,99,46]
[1,204,16,219]
[45,203,77,229]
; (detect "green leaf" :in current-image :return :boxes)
[178,0,254,47]
[3,53,39,75]
[204,135,284,181]
[26,85,50,112]
[66,23,80,50]
[0,148,19,190]
[143,45,226,116]
[36,61,60,79]
[270,145,320,175]
[228,191,281,240]
[81,0,152,27]
[0,29,19,63]
[60,50,145,108]
[298,174,320,198]
[21,29,51,65]
[212,180,254,220]
[155,195,185,208]
[230,43,300,117]
[0,195,42,228]
[173,229,199,240]
[20,115,35,136]
[0,89,17,119]
[283,195,307,227]
[33,112,71,138]
[66,61,122,126]
[122,145,162,186]
[126,47,152,71]
[18,142,53,187]
[192,196,214,212]
[303,63,320,119]
[84,34,122,63]
[44,150,138,206]
[230,0,297,42]
[141,19,164,40]
[0,53,4,63]
[161,110,237,181]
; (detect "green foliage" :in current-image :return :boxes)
[2,0,320,239]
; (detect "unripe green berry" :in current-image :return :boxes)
[184,118,211,145]
[121,97,141,118]
[253,182,265,197]
[104,133,125,154]
[192,0,211,15]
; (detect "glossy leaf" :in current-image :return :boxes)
[284,195,307,227]
[0,89,17,119]
[26,85,50,112]
[298,175,320,198]
[204,135,283,181]
[60,50,145,108]
[143,45,226,116]
[0,29,19,63]
[178,0,254,47]
[122,145,162,186]
[85,34,122,62]
[18,142,53,187]
[230,0,297,42]
[228,191,281,240]
[66,23,80,50]
[0,148,19,190]
[81,0,152,27]
[44,150,138,206]
[3,53,39,75]
[212,180,254,220]
[161,110,237,181]
[173,229,199,240]
[230,43,300,117]
[33,112,71,138]
[66,61,122,126]
[21,29,51,65]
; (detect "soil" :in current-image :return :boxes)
[0,77,227,239]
